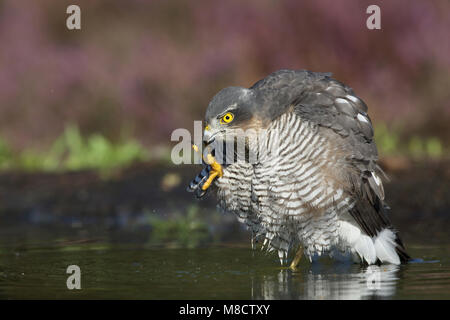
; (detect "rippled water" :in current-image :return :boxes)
[0,244,448,299]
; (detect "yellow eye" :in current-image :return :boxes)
[220,112,234,124]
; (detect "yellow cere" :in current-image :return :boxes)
[221,112,234,124]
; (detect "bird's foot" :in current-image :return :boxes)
[188,144,223,198]
[200,153,223,191]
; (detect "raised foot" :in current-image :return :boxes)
[201,153,223,190]
[191,144,223,192]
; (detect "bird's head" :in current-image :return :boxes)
[203,87,258,147]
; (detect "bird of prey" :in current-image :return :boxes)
[188,69,409,267]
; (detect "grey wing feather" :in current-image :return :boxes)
[251,70,381,191]
[294,77,385,183]
[258,72,391,236]
[250,70,332,120]
[285,74,410,260]
[248,69,409,261]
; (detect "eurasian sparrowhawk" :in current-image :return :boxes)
[188,69,409,267]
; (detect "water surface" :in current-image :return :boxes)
[0,243,448,299]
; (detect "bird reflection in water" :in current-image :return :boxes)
[251,263,400,300]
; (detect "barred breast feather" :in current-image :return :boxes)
[215,70,409,265]
[217,111,352,263]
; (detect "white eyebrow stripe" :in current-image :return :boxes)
[217,104,237,118]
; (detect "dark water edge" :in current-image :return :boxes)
[0,159,449,245]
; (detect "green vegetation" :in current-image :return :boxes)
[0,125,150,173]
[0,124,446,174]
[148,205,210,248]
[374,124,446,158]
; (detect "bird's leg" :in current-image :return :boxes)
[289,246,303,270]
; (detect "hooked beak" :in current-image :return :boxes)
[203,125,216,146]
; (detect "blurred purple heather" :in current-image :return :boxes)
[0,0,448,152]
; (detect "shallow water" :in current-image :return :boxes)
[0,243,448,299]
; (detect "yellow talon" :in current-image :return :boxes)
[202,154,223,190]
[201,171,218,190]
[192,144,223,191]
[205,154,223,175]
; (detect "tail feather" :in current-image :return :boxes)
[354,234,377,265]
[338,221,409,265]
[374,229,400,265]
